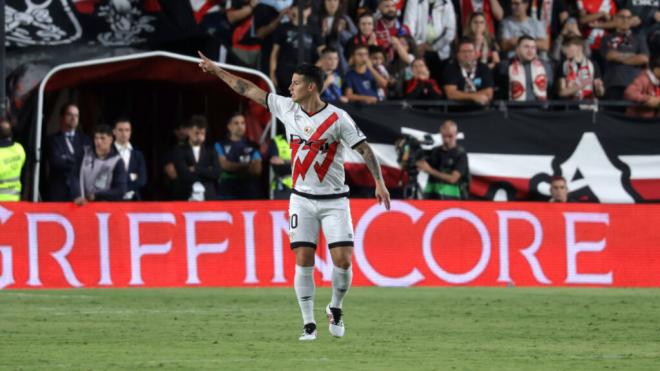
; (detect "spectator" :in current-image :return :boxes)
[620,0,660,32]
[350,0,379,19]
[624,55,660,118]
[443,37,494,106]
[0,119,26,202]
[416,120,469,200]
[457,0,504,35]
[374,0,411,64]
[463,12,500,69]
[500,0,549,58]
[72,125,127,205]
[528,0,569,41]
[369,45,391,100]
[215,113,263,199]
[507,35,553,101]
[172,116,220,201]
[319,0,357,75]
[267,123,292,200]
[270,1,322,92]
[319,47,349,103]
[113,118,147,200]
[45,103,91,201]
[601,8,650,100]
[227,0,261,67]
[576,0,617,55]
[348,12,379,55]
[344,44,385,104]
[550,17,585,62]
[558,36,605,100]
[162,121,189,200]
[549,176,568,202]
[404,0,457,85]
[388,34,417,98]
[404,59,443,99]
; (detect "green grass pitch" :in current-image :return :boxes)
[1,287,659,370]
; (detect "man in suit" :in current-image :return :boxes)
[45,103,91,201]
[113,118,147,200]
[172,115,221,201]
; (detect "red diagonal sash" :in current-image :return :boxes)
[290,112,339,187]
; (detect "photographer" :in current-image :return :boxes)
[415,120,470,200]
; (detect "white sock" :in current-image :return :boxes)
[330,265,352,309]
[294,265,315,325]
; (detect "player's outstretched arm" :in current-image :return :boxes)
[197,51,268,107]
[355,141,391,210]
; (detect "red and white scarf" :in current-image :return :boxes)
[509,57,547,101]
[649,69,660,97]
[562,57,595,99]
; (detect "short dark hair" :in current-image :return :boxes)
[368,45,385,56]
[517,35,536,46]
[352,44,369,55]
[551,175,566,184]
[113,117,132,128]
[188,115,208,130]
[457,37,476,48]
[321,46,338,56]
[93,124,113,137]
[293,64,324,93]
[0,119,12,140]
[59,102,78,117]
[562,35,584,48]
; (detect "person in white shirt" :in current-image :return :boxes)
[112,118,147,200]
[198,51,391,341]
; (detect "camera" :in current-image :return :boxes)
[395,134,434,199]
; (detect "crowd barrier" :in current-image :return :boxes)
[1,200,659,289]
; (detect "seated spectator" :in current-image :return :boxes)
[558,36,604,101]
[72,125,127,205]
[112,118,147,200]
[319,0,357,75]
[374,0,411,64]
[601,8,650,101]
[215,113,263,199]
[270,1,322,92]
[549,175,569,202]
[404,0,456,84]
[173,116,220,201]
[388,34,416,98]
[0,119,26,202]
[369,45,391,100]
[46,103,91,201]
[442,37,494,106]
[348,12,378,57]
[319,47,349,103]
[500,0,549,59]
[458,0,504,36]
[404,59,443,100]
[507,35,553,101]
[162,121,189,200]
[551,17,585,63]
[577,0,617,57]
[463,12,500,69]
[624,55,660,118]
[344,44,383,104]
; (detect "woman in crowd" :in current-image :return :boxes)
[463,12,500,70]
[318,0,357,75]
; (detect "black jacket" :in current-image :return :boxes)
[172,143,221,200]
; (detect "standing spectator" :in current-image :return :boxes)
[71,125,127,205]
[443,37,494,106]
[601,8,650,100]
[624,55,660,118]
[45,103,91,201]
[558,36,605,100]
[404,0,457,85]
[215,113,263,199]
[550,17,585,62]
[344,44,386,103]
[0,119,26,202]
[458,0,504,35]
[463,12,500,69]
[374,0,411,64]
[227,0,261,67]
[319,47,349,103]
[576,0,617,55]
[270,1,322,92]
[319,0,357,75]
[404,59,443,99]
[529,0,569,41]
[173,116,220,201]
[416,120,470,200]
[348,12,379,54]
[620,0,660,32]
[500,0,549,58]
[113,118,147,200]
[507,35,553,101]
[162,121,189,200]
[549,176,569,202]
[388,34,417,98]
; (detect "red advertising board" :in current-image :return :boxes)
[1,200,659,289]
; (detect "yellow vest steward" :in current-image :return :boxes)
[0,142,26,201]
[273,135,292,189]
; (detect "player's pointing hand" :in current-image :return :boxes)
[198,51,221,76]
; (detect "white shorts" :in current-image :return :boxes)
[288,193,354,249]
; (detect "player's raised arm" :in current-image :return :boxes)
[354,141,391,210]
[197,51,268,107]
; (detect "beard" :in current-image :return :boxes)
[382,12,397,21]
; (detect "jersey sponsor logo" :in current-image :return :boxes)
[290,112,339,186]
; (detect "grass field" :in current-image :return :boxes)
[1,287,659,370]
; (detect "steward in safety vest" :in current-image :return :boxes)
[269,134,292,200]
[0,119,26,202]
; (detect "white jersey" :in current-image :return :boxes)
[267,93,366,197]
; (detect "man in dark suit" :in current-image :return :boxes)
[113,118,147,200]
[172,115,220,201]
[45,103,91,201]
